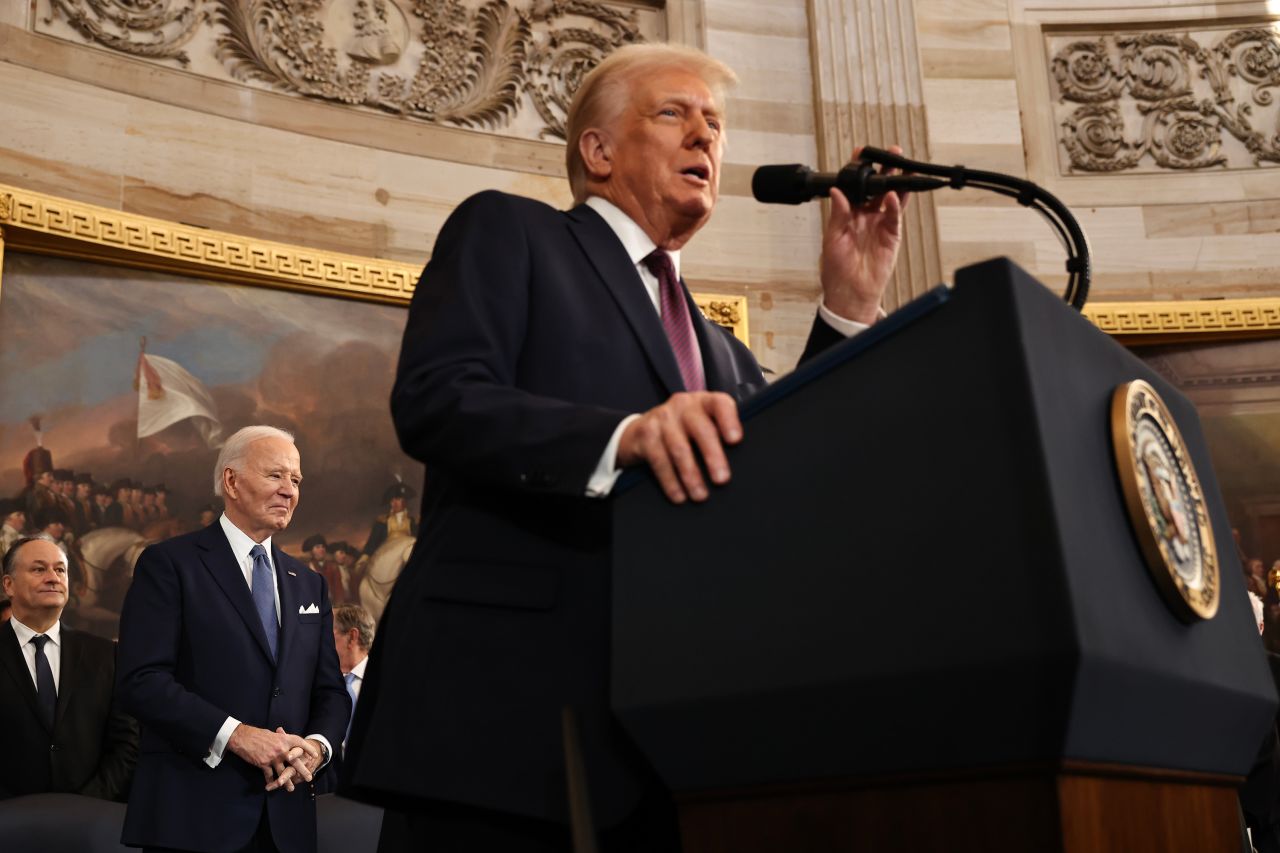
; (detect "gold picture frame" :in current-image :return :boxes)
[0,183,750,344]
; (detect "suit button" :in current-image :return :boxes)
[272,687,282,697]
[50,744,60,752]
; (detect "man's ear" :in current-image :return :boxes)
[579,128,613,181]
[221,468,238,502]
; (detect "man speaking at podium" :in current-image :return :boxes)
[343,43,908,851]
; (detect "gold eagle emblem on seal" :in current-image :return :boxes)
[1111,380,1219,621]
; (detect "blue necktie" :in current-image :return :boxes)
[30,634,56,730]
[250,545,279,660]
[343,671,358,753]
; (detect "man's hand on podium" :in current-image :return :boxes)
[618,391,742,504]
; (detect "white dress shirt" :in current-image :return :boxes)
[206,514,332,771]
[9,615,61,693]
[581,195,873,497]
[346,654,369,701]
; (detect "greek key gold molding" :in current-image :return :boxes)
[1084,298,1280,344]
[0,183,749,343]
[0,183,419,303]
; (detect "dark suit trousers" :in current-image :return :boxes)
[375,782,681,853]
[144,805,278,853]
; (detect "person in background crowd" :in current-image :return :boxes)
[0,598,11,622]
[0,537,138,801]
[331,604,374,758]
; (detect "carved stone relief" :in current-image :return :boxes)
[1048,25,1280,174]
[37,0,659,142]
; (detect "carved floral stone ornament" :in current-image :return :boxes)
[40,0,652,141]
[1048,25,1280,173]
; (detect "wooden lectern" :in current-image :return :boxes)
[610,258,1276,853]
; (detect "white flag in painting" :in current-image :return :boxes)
[137,353,224,448]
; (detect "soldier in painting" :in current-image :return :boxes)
[53,469,77,516]
[0,499,26,559]
[127,482,145,530]
[302,534,331,576]
[360,482,418,562]
[325,541,361,607]
[92,484,115,529]
[72,473,97,536]
[104,479,132,529]
[140,488,159,525]
[23,469,59,524]
[195,503,219,529]
[153,483,171,523]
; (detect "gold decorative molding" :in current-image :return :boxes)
[697,297,749,344]
[1085,298,1280,344]
[0,183,750,343]
[1048,22,1280,174]
[38,0,652,143]
[0,183,419,303]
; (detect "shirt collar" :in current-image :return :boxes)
[219,513,274,565]
[584,196,682,279]
[350,654,369,680]
[10,615,61,648]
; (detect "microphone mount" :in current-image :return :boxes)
[851,147,1092,311]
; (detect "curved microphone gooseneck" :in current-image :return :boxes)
[853,147,1092,311]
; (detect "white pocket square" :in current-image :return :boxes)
[299,603,320,615]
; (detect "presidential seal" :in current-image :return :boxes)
[1111,380,1219,621]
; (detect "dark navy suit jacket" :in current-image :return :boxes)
[342,191,840,826]
[0,620,138,801]
[116,522,350,853]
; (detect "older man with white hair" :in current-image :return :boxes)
[345,42,907,851]
[116,425,350,853]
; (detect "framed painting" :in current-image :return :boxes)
[0,183,750,638]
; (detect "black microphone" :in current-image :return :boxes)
[752,163,945,205]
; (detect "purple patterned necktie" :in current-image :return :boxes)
[642,249,705,392]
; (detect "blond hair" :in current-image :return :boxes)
[564,44,738,205]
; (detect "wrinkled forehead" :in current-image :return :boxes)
[247,437,302,472]
[15,540,67,569]
[628,64,725,112]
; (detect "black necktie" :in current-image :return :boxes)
[30,634,56,729]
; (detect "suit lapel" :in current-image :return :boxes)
[54,628,79,730]
[275,545,298,669]
[566,204,686,396]
[196,523,276,664]
[0,620,46,731]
